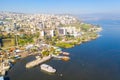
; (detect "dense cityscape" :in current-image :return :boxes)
[0,11,101,78]
[0,0,120,80]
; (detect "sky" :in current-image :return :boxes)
[0,0,120,14]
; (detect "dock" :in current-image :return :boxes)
[51,54,70,61]
[26,55,52,68]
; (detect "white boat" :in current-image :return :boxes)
[62,52,70,55]
[35,56,40,59]
[40,64,56,73]
[51,54,63,59]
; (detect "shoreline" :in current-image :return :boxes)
[55,33,102,49]
[0,13,102,75]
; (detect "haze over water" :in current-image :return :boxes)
[7,19,120,80]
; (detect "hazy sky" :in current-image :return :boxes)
[0,0,120,14]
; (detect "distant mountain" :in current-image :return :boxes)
[75,13,120,21]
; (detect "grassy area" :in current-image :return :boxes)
[56,42,74,48]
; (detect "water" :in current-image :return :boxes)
[7,19,120,80]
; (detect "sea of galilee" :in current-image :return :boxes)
[0,0,120,80]
[6,19,120,80]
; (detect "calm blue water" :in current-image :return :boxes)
[7,20,120,80]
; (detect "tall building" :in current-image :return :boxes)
[58,28,67,36]
[14,23,17,30]
[50,30,55,37]
[38,21,44,30]
[41,30,45,37]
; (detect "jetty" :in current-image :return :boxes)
[51,54,70,61]
[26,55,52,68]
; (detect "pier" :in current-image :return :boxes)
[26,55,52,68]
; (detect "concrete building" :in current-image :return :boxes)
[50,30,55,37]
[58,27,67,36]
[41,30,45,37]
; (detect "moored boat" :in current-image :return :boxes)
[61,56,70,61]
[40,64,56,73]
[62,52,70,56]
[35,56,41,59]
[51,54,70,61]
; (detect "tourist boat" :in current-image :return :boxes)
[40,64,56,73]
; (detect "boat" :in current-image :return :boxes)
[14,55,21,60]
[61,56,70,61]
[35,56,40,59]
[62,52,70,56]
[51,54,63,59]
[51,54,70,61]
[40,64,56,73]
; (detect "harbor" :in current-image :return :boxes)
[26,54,70,68]
[0,43,70,77]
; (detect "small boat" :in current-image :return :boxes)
[62,56,70,61]
[51,54,63,59]
[14,55,21,60]
[35,56,40,59]
[62,52,70,56]
[40,64,56,73]
[52,54,70,61]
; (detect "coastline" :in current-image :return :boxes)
[0,13,102,76]
[55,28,102,48]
